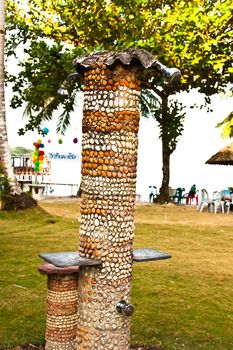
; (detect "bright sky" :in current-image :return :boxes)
[6,88,233,201]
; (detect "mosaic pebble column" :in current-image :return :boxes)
[38,263,79,350]
[77,61,142,349]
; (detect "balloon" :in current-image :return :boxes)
[43,127,49,134]
[58,139,63,144]
[32,135,46,172]
[73,137,78,144]
[48,139,51,143]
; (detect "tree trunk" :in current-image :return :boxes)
[76,181,82,197]
[0,1,36,210]
[156,94,171,204]
[157,145,171,203]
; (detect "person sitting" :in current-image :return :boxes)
[184,184,198,205]
[188,184,196,197]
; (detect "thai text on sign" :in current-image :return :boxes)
[48,152,79,160]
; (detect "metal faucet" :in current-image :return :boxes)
[116,300,134,317]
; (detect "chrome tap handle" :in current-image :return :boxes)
[116,300,134,317]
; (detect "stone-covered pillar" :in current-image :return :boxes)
[76,57,141,349]
[73,48,181,350]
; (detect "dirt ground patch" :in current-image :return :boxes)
[39,197,233,227]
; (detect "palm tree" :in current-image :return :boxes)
[0,0,36,210]
[140,87,185,203]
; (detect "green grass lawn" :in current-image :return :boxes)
[1,199,233,350]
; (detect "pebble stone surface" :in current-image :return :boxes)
[77,60,142,349]
[44,273,79,350]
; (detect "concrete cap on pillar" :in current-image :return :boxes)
[73,48,181,88]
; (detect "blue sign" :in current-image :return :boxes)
[48,152,79,160]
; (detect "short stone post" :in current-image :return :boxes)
[38,263,80,350]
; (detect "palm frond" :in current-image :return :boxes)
[216,111,233,139]
[140,89,160,118]
[216,111,233,127]
[56,93,76,135]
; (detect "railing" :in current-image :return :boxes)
[40,183,80,197]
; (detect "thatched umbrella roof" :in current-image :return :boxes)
[205,142,233,165]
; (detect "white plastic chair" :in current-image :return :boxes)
[224,200,231,214]
[197,189,212,212]
[220,189,232,214]
[211,191,224,214]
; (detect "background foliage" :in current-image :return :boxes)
[6,0,232,133]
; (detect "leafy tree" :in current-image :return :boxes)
[5,0,233,202]
[216,111,233,139]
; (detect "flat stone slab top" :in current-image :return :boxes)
[39,249,171,268]
[132,248,171,262]
[39,252,102,268]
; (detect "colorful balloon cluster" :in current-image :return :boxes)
[32,139,45,173]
